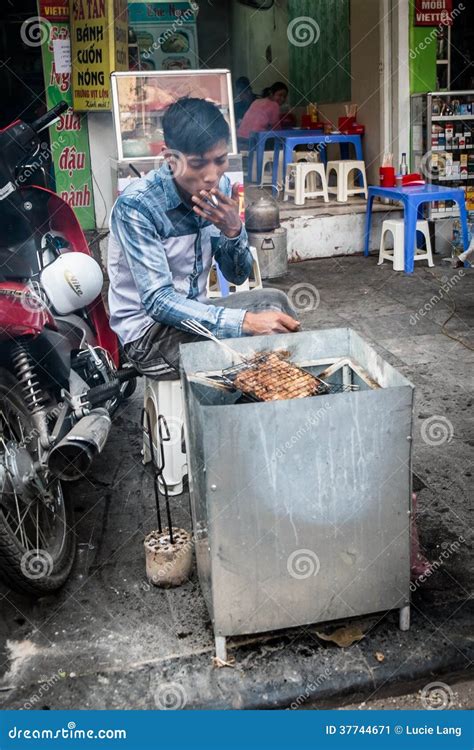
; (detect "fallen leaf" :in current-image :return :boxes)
[374,651,385,662]
[212,655,236,669]
[315,625,365,648]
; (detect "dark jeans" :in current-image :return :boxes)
[124,288,296,380]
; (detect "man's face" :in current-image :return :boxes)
[167,140,229,199]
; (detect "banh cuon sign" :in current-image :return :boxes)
[69,0,128,110]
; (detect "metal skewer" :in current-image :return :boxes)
[182,319,248,363]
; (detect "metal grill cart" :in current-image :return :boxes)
[180,329,414,661]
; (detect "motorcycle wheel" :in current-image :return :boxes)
[0,367,76,596]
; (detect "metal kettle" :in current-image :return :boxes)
[245,193,280,233]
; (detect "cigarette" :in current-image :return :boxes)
[210,194,219,206]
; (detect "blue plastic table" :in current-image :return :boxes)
[364,184,470,273]
[247,129,324,185]
[271,133,364,193]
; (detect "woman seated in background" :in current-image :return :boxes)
[237,82,288,147]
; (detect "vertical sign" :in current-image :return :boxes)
[38,0,96,229]
[70,0,129,110]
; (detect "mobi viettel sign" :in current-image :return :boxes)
[414,0,454,26]
[70,0,129,110]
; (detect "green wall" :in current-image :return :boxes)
[288,0,351,105]
[409,0,437,93]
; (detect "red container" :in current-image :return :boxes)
[339,116,356,131]
[301,114,323,129]
[379,166,396,187]
[402,173,424,185]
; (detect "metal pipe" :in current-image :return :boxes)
[48,408,111,481]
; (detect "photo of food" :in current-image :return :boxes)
[112,71,236,160]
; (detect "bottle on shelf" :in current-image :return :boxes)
[400,153,408,176]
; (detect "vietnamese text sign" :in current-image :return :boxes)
[38,0,96,229]
[70,0,128,110]
[414,0,453,26]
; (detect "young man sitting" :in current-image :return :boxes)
[107,97,299,379]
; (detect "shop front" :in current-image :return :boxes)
[1,0,472,261]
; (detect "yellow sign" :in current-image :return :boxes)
[70,0,128,110]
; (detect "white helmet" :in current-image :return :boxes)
[40,252,103,315]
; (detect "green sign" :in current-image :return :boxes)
[38,3,96,229]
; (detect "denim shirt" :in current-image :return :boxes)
[107,163,253,346]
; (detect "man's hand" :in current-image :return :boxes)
[191,184,242,238]
[242,311,300,335]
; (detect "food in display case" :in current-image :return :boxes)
[111,70,237,161]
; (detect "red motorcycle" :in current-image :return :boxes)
[0,102,137,595]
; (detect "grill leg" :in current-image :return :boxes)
[215,636,227,662]
[399,604,410,631]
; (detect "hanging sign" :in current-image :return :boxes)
[414,0,453,26]
[38,0,96,229]
[69,0,129,110]
[127,2,197,24]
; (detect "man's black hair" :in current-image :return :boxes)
[162,97,230,156]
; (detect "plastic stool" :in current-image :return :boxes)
[326,160,368,202]
[379,219,434,271]
[284,161,329,205]
[142,379,187,496]
[207,246,263,298]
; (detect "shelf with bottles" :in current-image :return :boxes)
[430,92,474,118]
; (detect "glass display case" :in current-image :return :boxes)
[110,69,238,162]
[411,90,474,219]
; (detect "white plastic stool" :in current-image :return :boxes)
[284,161,329,205]
[207,246,263,298]
[326,160,368,202]
[142,379,187,496]
[247,150,279,185]
[378,219,434,271]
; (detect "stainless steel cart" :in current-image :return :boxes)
[180,328,413,660]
